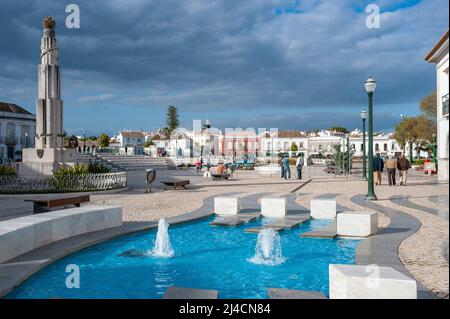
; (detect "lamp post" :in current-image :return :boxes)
[346,134,350,175]
[432,133,438,172]
[361,111,367,180]
[24,132,29,148]
[365,77,377,200]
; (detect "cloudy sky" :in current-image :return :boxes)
[0,0,448,135]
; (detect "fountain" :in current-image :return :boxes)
[149,218,174,258]
[248,228,286,265]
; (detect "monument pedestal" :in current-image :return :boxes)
[17,148,76,176]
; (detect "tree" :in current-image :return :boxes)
[97,133,110,148]
[290,143,298,152]
[166,105,179,136]
[394,115,436,160]
[144,140,154,147]
[330,126,349,133]
[65,135,78,149]
[331,144,354,174]
[420,91,437,122]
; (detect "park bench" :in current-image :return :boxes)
[161,179,190,190]
[212,173,230,181]
[25,195,90,214]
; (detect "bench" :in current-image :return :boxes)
[25,195,90,214]
[212,173,230,181]
[161,180,190,190]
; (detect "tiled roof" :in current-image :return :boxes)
[120,131,144,138]
[0,102,33,115]
[277,130,305,138]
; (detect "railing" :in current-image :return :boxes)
[442,94,449,118]
[0,171,127,194]
[4,136,17,145]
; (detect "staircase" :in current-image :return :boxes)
[95,155,176,171]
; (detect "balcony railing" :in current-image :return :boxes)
[0,136,35,147]
[442,94,449,118]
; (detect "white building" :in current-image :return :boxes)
[117,131,145,155]
[0,102,36,164]
[425,30,449,181]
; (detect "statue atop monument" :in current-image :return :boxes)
[43,16,56,29]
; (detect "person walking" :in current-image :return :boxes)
[296,154,304,179]
[373,153,384,185]
[282,155,291,179]
[397,154,411,186]
[385,156,397,186]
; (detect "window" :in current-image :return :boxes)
[318,144,323,151]
[384,143,388,152]
[360,144,364,151]
[375,143,379,151]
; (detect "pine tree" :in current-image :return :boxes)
[166,105,179,136]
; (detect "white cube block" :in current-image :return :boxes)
[261,198,287,218]
[329,264,417,299]
[214,197,241,215]
[310,199,336,219]
[337,211,378,237]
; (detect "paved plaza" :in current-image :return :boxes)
[1,165,448,298]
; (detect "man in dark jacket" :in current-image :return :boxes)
[397,154,411,186]
[373,153,384,185]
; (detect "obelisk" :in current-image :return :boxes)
[19,17,76,175]
[36,16,63,149]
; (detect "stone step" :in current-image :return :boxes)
[268,288,327,299]
[300,221,337,238]
[244,226,285,233]
[163,287,218,299]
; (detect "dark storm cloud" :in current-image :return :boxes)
[0,0,448,132]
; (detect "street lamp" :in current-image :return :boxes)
[361,111,367,180]
[24,132,29,148]
[346,134,350,175]
[432,133,438,171]
[365,77,377,200]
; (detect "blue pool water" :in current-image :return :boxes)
[8,217,360,299]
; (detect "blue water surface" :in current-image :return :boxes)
[8,217,360,299]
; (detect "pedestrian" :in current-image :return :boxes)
[282,155,291,179]
[385,156,397,186]
[194,158,201,173]
[296,154,304,179]
[397,154,411,186]
[280,157,285,179]
[373,153,384,185]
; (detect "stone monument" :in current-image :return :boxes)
[18,17,76,176]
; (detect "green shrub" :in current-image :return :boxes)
[413,159,425,165]
[53,161,110,178]
[0,165,16,176]
[87,160,111,173]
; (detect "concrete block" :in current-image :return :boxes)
[337,211,378,237]
[0,222,36,257]
[329,264,417,299]
[310,199,336,219]
[261,198,287,218]
[214,197,241,215]
[18,216,54,247]
[0,228,20,263]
